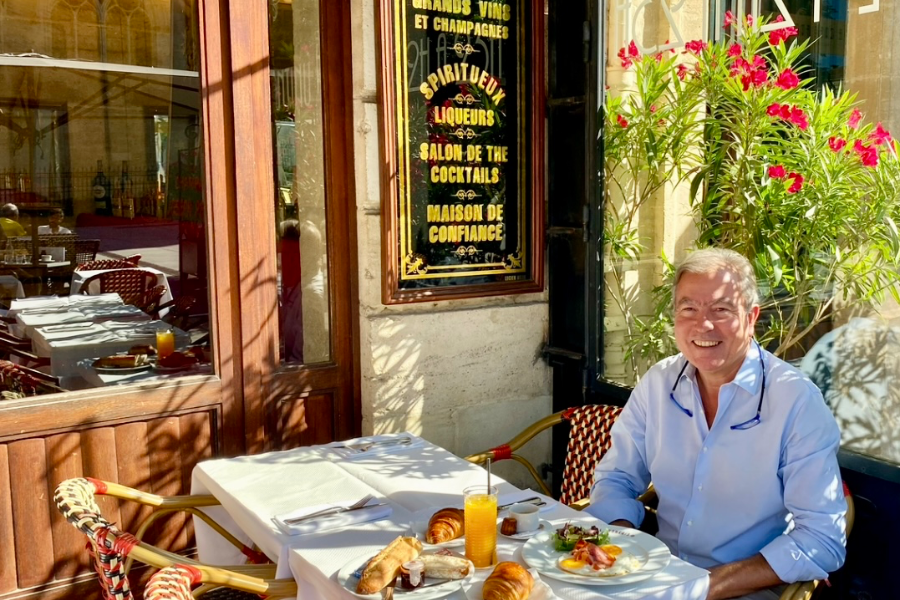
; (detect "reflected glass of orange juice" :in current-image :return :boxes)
[464,485,497,568]
[156,328,175,360]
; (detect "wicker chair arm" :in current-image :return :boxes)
[90,478,220,507]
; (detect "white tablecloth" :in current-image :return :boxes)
[14,302,148,338]
[31,319,189,377]
[191,435,709,600]
[7,293,122,316]
[75,357,213,387]
[70,266,173,307]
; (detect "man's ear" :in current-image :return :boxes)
[748,304,761,329]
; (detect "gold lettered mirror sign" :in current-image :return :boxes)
[379,0,544,303]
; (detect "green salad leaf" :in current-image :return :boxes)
[552,523,610,551]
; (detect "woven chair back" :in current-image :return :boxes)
[144,566,195,600]
[81,269,158,307]
[0,359,57,397]
[74,239,101,265]
[558,404,624,506]
[163,295,197,329]
[76,254,142,271]
[138,285,167,314]
[54,478,136,600]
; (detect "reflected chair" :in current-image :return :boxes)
[465,404,624,506]
[54,477,297,600]
[74,239,101,265]
[0,359,62,396]
[75,254,142,271]
[152,295,205,332]
[80,268,158,307]
[136,285,168,314]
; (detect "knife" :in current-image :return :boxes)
[498,496,543,511]
[283,502,387,524]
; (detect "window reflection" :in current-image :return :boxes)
[270,0,331,365]
[0,0,211,395]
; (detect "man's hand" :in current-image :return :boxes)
[707,554,784,600]
[609,519,635,528]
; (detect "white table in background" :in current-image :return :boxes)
[13,303,148,338]
[7,293,123,316]
[191,435,709,600]
[75,357,212,387]
[70,266,173,306]
[31,320,189,377]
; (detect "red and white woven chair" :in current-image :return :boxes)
[54,477,297,600]
[465,404,624,506]
[75,254,142,271]
[79,268,158,307]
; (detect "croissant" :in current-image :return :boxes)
[426,507,465,544]
[482,562,534,600]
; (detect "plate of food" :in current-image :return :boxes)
[153,351,199,373]
[521,521,671,586]
[409,507,466,548]
[92,354,153,374]
[337,536,473,600]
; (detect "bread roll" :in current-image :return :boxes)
[482,562,534,600]
[356,536,423,594]
[427,507,465,543]
[420,554,470,579]
[94,354,148,368]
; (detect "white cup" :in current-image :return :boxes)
[509,502,540,533]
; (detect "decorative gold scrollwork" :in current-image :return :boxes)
[404,253,428,275]
[504,252,523,270]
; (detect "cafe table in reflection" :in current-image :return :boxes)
[30,319,189,378]
[13,301,148,338]
[191,434,709,600]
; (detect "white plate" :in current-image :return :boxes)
[498,521,548,541]
[410,507,466,548]
[521,522,671,586]
[93,363,153,374]
[337,552,473,600]
[466,568,558,600]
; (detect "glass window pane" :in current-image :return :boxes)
[0,0,212,395]
[269,0,331,365]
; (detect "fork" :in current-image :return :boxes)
[334,437,413,453]
[284,493,376,524]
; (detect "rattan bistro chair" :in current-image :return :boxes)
[76,254,142,271]
[465,404,624,506]
[80,268,158,307]
[54,477,297,600]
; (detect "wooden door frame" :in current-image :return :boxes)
[229,0,361,452]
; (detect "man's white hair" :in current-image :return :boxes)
[673,248,759,311]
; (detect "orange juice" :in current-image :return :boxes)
[464,485,497,568]
[156,329,175,359]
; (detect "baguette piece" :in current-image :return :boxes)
[356,536,423,594]
[420,554,471,579]
[482,562,534,600]
[94,354,148,368]
[427,507,465,543]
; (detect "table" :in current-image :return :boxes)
[30,319,189,377]
[191,435,709,600]
[1,260,71,295]
[7,293,122,316]
[13,301,148,338]
[71,266,173,307]
[75,357,212,387]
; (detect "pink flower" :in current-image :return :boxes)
[854,140,879,167]
[848,108,863,129]
[628,41,640,58]
[780,104,793,119]
[617,47,633,69]
[676,64,689,80]
[724,10,736,28]
[767,103,782,117]
[684,40,707,55]
[727,43,742,58]
[870,122,892,146]
[746,14,754,26]
[655,52,664,63]
[730,57,749,76]
[769,19,799,46]
[616,114,629,128]
[787,173,804,194]
[752,55,767,70]
[617,41,641,69]
[775,69,800,90]
[829,137,847,152]
[768,165,787,179]
[789,106,809,130]
[650,105,657,113]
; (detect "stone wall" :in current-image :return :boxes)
[349,0,552,489]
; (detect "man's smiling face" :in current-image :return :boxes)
[673,269,760,386]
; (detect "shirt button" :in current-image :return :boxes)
[698,485,703,491]
[687,520,693,526]
[681,554,687,560]
[703,447,708,452]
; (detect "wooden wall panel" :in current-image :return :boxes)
[0,446,16,594]
[0,408,220,600]
[274,393,336,450]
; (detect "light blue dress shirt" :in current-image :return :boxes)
[588,343,847,583]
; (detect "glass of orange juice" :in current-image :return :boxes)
[156,328,175,360]
[464,485,498,568]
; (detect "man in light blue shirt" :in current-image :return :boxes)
[588,248,847,600]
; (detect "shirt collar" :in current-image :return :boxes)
[679,340,764,395]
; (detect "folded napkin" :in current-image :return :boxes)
[273,499,392,536]
[325,434,424,461]
[497,490,557,513]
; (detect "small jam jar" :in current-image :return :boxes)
[399,559,425,589]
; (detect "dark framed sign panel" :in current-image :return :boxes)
[378,0,545,303]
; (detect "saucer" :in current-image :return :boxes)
[498,521,548,541]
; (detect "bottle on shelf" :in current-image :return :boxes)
[121,160,135,219]
[92,160,111,215]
